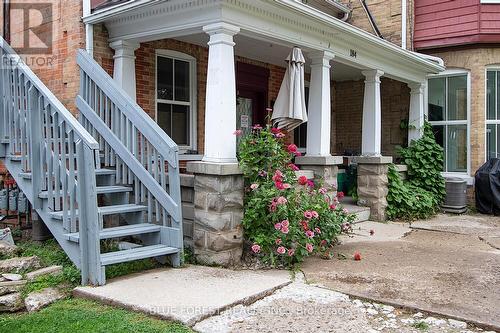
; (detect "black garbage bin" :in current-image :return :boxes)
[475,158,500,215]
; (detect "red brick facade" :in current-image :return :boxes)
[7,0,85,114]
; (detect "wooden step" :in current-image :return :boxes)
[49,203,147,220]
[20,168,115,180]
[64,222,161,242]
[39,185,132,199]
[6,154,22,161]
[100,244,179,266]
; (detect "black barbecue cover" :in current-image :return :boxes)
[475,158,500,215]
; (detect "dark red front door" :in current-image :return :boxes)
[236,62,269,128]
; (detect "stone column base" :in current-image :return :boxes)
[295,155,343,191]
[353,156,392,221]
[186,161,243,266]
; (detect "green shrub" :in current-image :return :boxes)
[399,122,446,206]
[387,121,445,221]
[237,125,354,267]
[386,165,437,220]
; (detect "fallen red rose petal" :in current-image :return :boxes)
[353,252,362,261]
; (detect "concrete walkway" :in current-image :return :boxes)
[74,266,291,326]
[302,214,500,331]
[73,214,500,332]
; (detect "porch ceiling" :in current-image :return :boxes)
[175,34,364,82]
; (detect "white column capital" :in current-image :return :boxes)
[308,50,335,67]
[203,22,240,47]
[110,40,139,101]
[362,69,384,83]
[109,40,140,59]
[408,82,426,94]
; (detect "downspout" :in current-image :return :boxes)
[83,0,93,55]
[359,0,384,39]
[401,0,407,49]
[3,0,10,43]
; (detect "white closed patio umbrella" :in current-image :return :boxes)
[271,47,307,131]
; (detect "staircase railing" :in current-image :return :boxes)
[76,50,183,255]
[0,37,101,285]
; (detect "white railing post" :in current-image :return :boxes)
[167,159,182,267]
[28,86,43,208]
[0,49,5,158]
[77,141,102,286]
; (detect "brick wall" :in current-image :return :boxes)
[425,47,500,175]
[7,0,85,114]
[334,77,410,157]
[338,0,414,49]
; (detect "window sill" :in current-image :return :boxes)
[441,172,474,186]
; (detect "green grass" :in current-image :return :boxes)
[0,298,193,333]
[12,240,162,295]
[412,321,430,330]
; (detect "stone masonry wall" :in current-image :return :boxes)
[193,173,244,265]
[357,163,390,221]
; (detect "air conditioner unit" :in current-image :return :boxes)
[441,177,467,214]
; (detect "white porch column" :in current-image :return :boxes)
[306,51,335,157]
[109,40,140,100]
[202,22,240,163]
[408,82,426,144]
[361,69,384,156]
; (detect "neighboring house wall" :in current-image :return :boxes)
[414,0,500,50]
[339,0,413,48]
[427,47,500,174]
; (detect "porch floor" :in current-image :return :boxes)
[73,265,291,326]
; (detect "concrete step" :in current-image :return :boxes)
[39,185,132,199]
[64,222,161,243]
[49,203,148,221]
[341,197,371,223]
[100,244,179,266]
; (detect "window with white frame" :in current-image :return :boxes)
[156,50,197,151]
[428,72,469,174]
[486,69,500,159]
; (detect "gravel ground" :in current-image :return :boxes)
[194,273,497,333]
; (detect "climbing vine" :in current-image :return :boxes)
[387,122,445,220]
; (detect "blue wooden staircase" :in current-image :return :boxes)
[0,38,183,285]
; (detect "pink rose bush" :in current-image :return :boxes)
[238,125,354,267]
